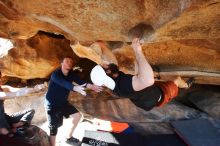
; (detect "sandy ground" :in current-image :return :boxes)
[40,119,98,146]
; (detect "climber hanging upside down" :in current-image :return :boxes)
[91,38,193,111]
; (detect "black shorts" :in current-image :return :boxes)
[129,85,163,111]
[46,103,78,129]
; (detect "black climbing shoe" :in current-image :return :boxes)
[66,137,81,146]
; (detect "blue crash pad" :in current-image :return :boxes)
[172,119,220,146]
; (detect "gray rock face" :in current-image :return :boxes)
[71,89,202,121]
[70,89,204,134]
[187,89,220,119]
[0,125,50,146]
[20,125,50,146]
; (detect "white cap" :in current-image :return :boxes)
[90,65,116,90]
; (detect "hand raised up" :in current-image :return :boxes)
[131,38,142,52]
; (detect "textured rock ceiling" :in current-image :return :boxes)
[0,0,220,85]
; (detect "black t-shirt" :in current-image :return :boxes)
[113,71,162,111]
[113,71,135,97]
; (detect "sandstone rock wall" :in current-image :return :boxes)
[0,0,219,83]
